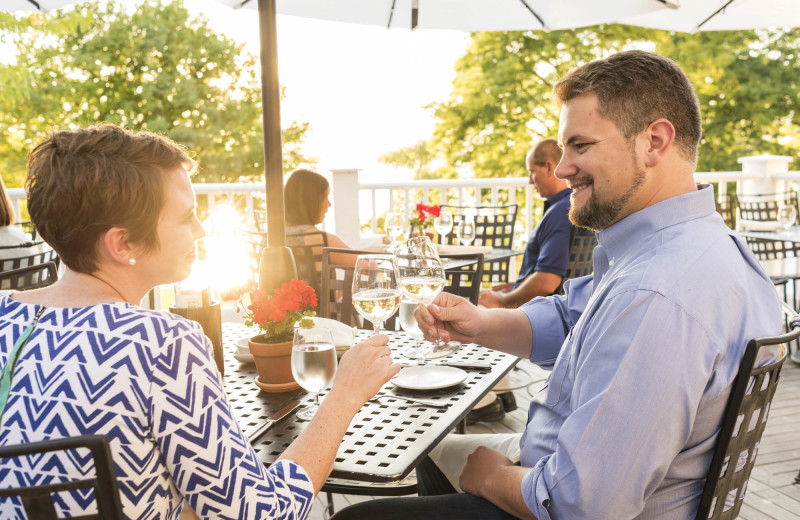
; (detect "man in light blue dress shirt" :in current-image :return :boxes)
[331,51,781,520]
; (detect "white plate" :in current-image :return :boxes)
[391,366,467,391]
[236,337,250,349]
[234,351,254,363]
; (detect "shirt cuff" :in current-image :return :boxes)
[520,298,565,367]
[521,458,553,520]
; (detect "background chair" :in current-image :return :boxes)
[0,244,58,273]
[0,261,58,291]
[320,247,398,331]
[735,191,799,230]
[0,434,124,520]
[439,204,518,285]
[715,192,737,230]
[694,302,800,520]
[440,253,484,305]
[554,228,598,295]
[286,230,328,301]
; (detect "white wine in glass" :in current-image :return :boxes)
[395,236,461,359]
[291,326,337,421]
[352,254,401,334]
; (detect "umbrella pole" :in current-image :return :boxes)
[257,0,296,291]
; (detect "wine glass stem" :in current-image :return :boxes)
[314,392,320,408]
[373,321,382,336]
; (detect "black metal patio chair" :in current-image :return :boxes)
[0,435,124,520]
[554,228,597,295]
[694,301,800,519]
[439,204,518,286]
[0,261,58,290]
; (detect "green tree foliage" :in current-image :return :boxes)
[386,26,800,179]
[0,0,315,188]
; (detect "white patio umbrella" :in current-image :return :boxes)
[219,0,800,32]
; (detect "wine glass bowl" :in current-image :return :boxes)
[291,326,337,421]
[456,216,476,246]
[385,212,405,245]
[777,203,797,231]
[352,254,401,335]
[394,236,461,360]
[433,213,454,242]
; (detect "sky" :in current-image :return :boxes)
[188,0,470,182]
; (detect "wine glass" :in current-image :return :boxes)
[398,299,425,362]
[395,236,461,359]
[352,254,401,335]
[385,212,405,249]
[456,216,476,246]
[433,212,453,242]
[291,326,337,421]
[777,203,797,231]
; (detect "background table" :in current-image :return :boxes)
[222,323,518,484]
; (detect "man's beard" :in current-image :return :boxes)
[569,168,646,231]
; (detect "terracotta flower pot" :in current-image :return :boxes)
[248,335,300,393]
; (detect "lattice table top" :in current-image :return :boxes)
[222,323,518,482]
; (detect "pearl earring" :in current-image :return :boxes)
[128,258,137,266]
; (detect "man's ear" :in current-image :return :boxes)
[101,227,136,266]
[545,160,557,177]
[642,118,675,168]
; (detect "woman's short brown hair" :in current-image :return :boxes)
[284,169,330,226]
[553,50,702,163]
[0,177,16,227]
[26,124,195,273]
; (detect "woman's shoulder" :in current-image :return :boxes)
[0,296,205,341]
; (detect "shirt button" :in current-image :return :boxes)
[609,258,615,267]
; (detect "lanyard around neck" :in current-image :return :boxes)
[0,306,46,424]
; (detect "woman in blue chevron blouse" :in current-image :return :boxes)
[0,124,400,520]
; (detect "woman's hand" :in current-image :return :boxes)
[328,334,399,412]
[414,292,484,344]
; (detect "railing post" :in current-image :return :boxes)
[330,168,362,247]
[737,154,792,195]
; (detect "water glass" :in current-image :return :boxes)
[291,326,337,420]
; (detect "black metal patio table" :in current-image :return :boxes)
[222,322,518,489]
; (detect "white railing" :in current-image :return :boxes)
[5,154,798,309]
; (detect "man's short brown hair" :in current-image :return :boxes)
[26,124,195,273]
[553,50,701,163]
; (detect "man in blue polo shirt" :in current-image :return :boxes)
[478,140,572,309]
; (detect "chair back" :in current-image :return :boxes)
[440,204,518,284]
[0,245,58,273]
[694,303,800,520]
[287,230,328,301]
[320,248,398,331]
[715,192,736,230]
[0,261,58,291]
[555,228,597,295]
[0,434,124,520]
[440,253,484,305]
[734,191,799,229]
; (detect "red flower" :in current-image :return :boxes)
[240,279,318,342]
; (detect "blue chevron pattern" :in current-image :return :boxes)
[0,296,314,520]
